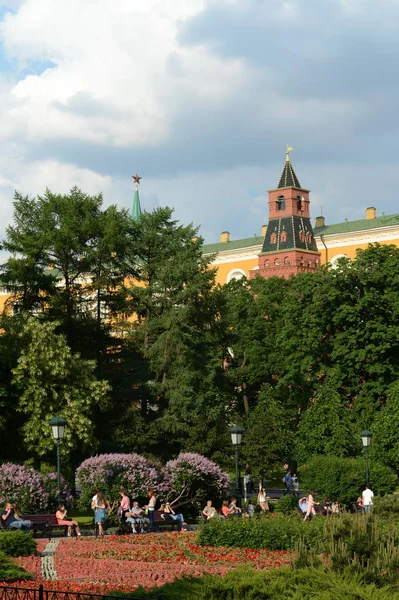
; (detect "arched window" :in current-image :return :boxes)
[276,195,285,211]
[307,232,313,243]
[299,230,305,243]
[280,230,287,243]
[274,258,280,266]
[284,256,290,265]
[226,269,246,283]
[271,232,277,244]
[265,260,270,268]
[314,260,319,268]
[297,195,302,211]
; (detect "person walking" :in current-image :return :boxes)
[257,488,270,512]
[303,492,317,521]
[362,484,374,513]
[282,471,293,496]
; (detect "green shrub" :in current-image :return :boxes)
[323,512,399,586]
[198,514,324,550]
[300,456,397,505]
[274,494,298,514]
[126,567,399,599]
[0,531,37,557]
[0,550,34,582]
[373,494,399,517]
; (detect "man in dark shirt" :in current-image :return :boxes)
[1,503,32,532]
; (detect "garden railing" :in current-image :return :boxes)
[0,585,162,600]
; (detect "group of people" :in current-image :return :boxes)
[91,488,187,535]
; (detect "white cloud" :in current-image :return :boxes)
[0,0,245,146]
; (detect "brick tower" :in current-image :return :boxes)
[250,147,320,279]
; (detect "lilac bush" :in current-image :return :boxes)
[0,463,49,513]
[76,453,160,509]
[161,453,230,508]
[42,472,74,509]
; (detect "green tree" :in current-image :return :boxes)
[242,384,293,479]
[12,317,110,458]
[296,376,359,462]
[124,207,229,459]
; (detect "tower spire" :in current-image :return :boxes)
[278,146,301,188]
[132,173,142,222]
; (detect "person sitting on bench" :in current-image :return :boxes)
[1,503,32,532]
[55,504,81,536]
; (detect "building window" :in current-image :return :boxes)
[280,230,287,243]
[297,195,302,211]
[299,230,305,243]
[307,232,313,243]
[265,260,270,267]
[271,232,277,244]
[299,256,304,266]
[284,256,290,265]
[274,258,280,266]
[226,269,247,283]
[276,195,285,211]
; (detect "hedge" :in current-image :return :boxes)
[197,514,324,550]
[0,531,37,557]
[127,567,399,600]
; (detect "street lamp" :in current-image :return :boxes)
[49,416,67,495]
[361,430,372,485]
[229,425,244,500]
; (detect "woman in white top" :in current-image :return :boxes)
[257,488,270,512]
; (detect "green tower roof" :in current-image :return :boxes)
[131,173,142,222]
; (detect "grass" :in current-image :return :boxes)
[67,509,94,529]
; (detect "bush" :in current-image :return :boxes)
[373,494,399,517]
[126,567,399,599]
[323,512,399,586]
[0,531,37,557]
[0,463,49,513]
[42,471,74,510]
[198,514,324,550]
[76,453,160,510]
[0,550,34,582]
[300,455,397,505]
[161,453,230,509]
[274,494,298,514]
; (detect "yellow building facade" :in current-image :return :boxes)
[203,206,399,285]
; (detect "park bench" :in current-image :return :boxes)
[22,514,72,538]
[153,510,181,531]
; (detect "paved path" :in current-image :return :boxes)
[40,539,59,580]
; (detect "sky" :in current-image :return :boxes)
[0,0,398,246]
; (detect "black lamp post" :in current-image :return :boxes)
[361,430,372,485]
[229,425,244,499]
[49,416,67,495]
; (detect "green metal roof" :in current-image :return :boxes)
[132,188,142,222]
[202,235,264,254]
[314,213,399,236]
[202,212,399,255]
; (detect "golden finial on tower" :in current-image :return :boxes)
[286,145,293,162]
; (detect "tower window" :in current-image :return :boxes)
[274,258,280,266]
[299,230,305,243]
[307,232,313,243]
[297,195,302,211]
[276,195,285,211]
[265,260,270,267]
[280,231,287,243]
[284,256,290,265]
[271,232,277,244]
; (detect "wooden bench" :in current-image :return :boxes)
[22,514,72,539]
[153,510,181,531]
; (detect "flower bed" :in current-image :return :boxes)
[5,532,292,594]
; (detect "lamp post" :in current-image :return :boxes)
[229,425,244,500]
[361,430,372,485]
[49,416,67,495]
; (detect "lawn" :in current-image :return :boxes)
[67,509,94,529]
[10,532,291,594]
